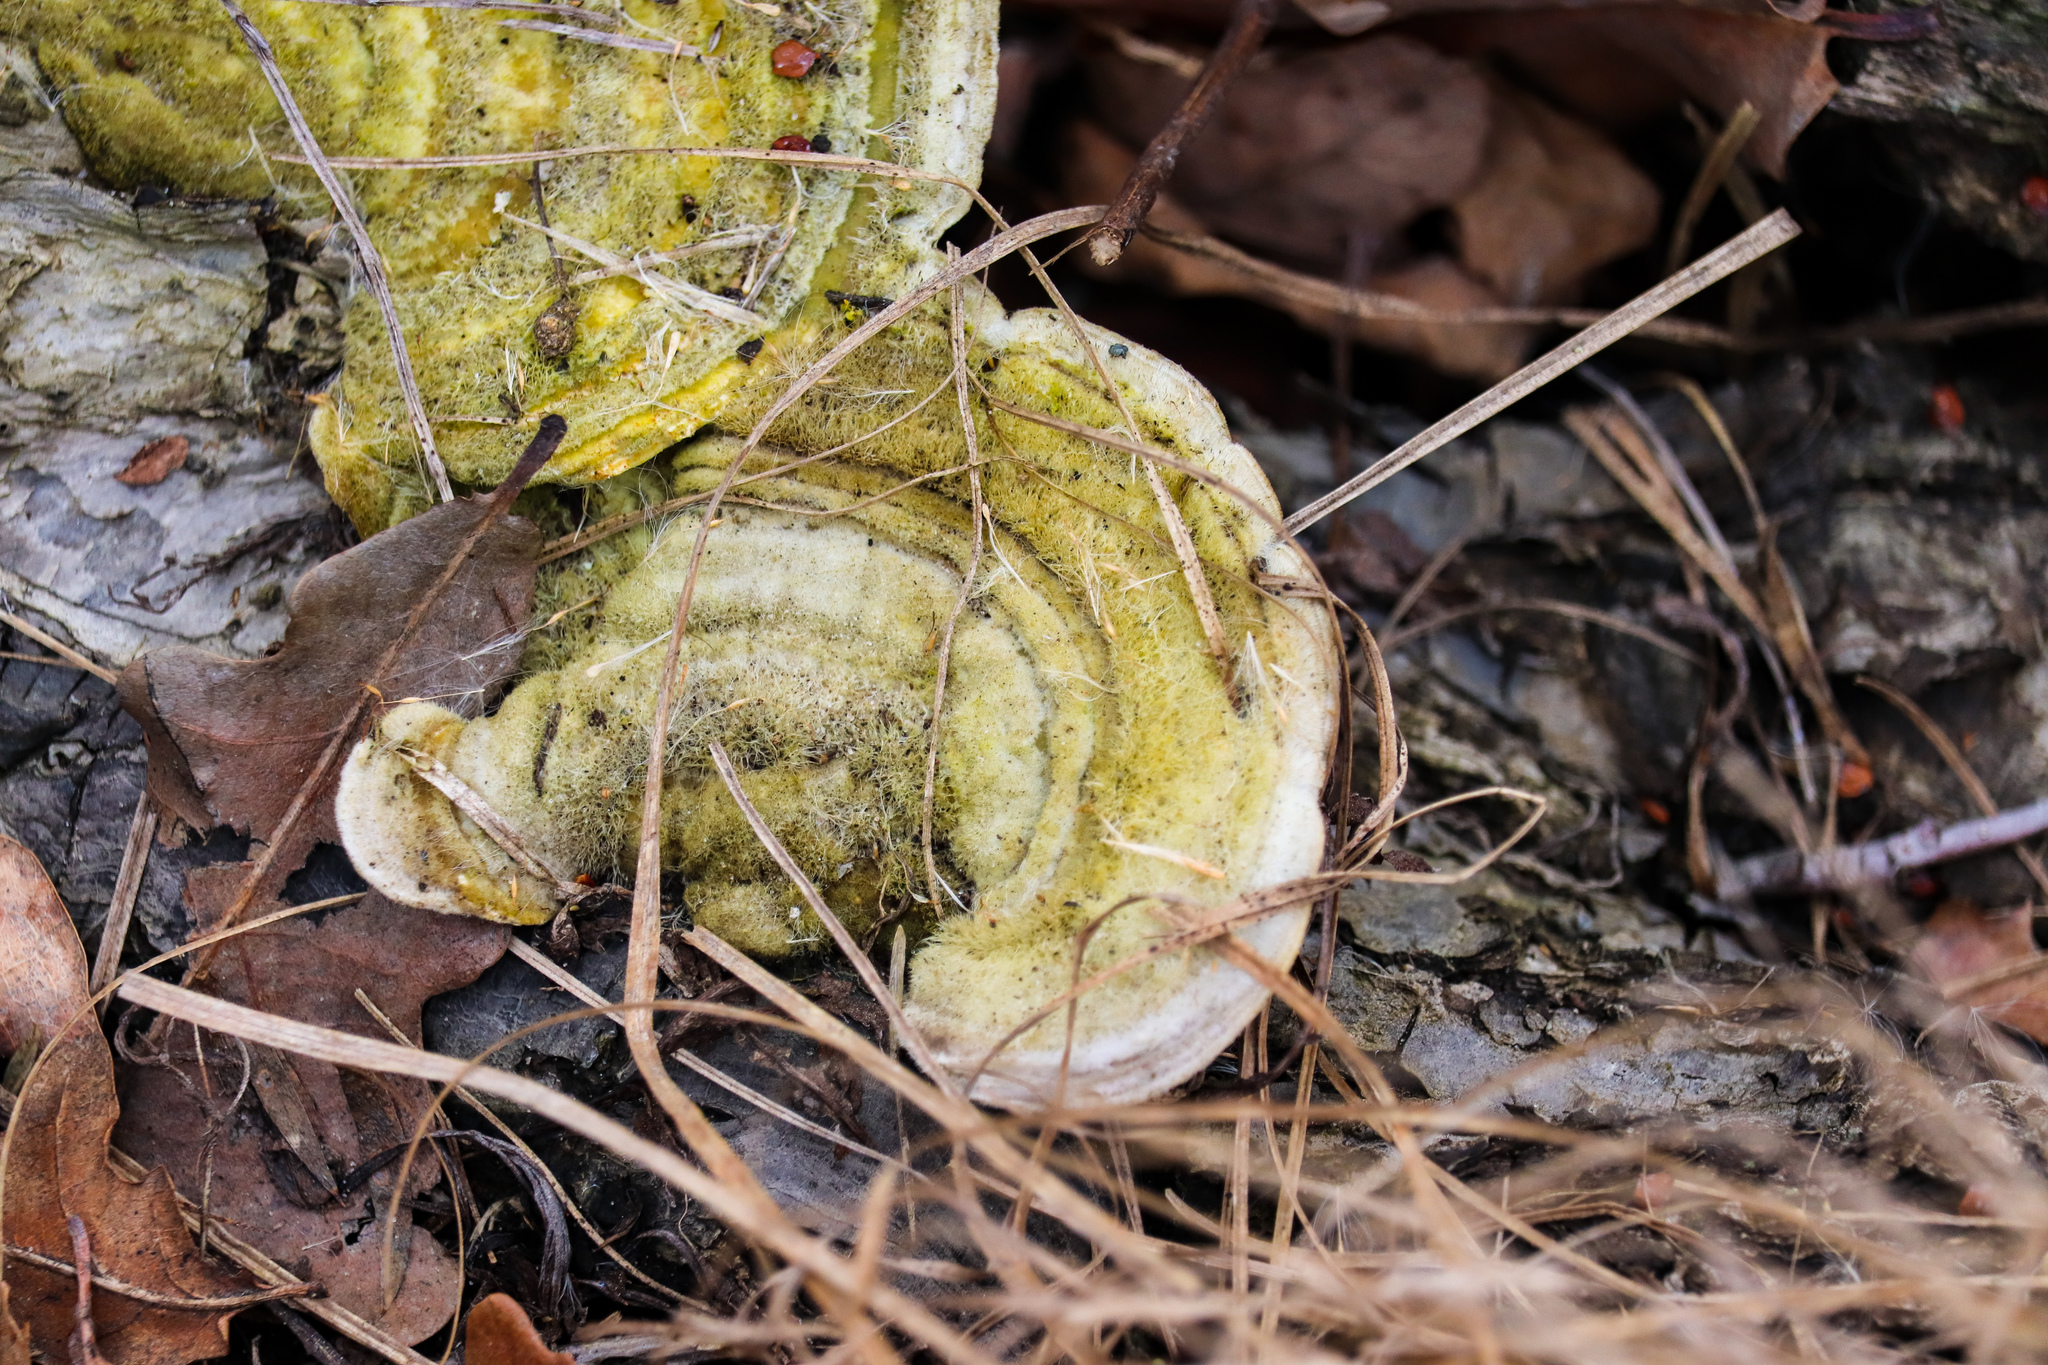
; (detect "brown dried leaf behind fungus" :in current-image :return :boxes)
[1910,900,2048,1044]
[116,491,542,886]
[462,1294,571,1365]
[0,837,255,1365]
[112,867,507,1346]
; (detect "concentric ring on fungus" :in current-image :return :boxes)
[43,0,1343,1107]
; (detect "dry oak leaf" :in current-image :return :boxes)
[1086,33,1492,271]
[1061,120,1529,380]
[1450,79,1661,308]
[113,436,189,488]
[1910,899,2048,1043]
[114,867,507,1347]
[116,491,542,878]
[1423,7,1835,178]
[462,1294,571,1365]
[0,836,255,1365]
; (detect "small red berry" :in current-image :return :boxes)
[1836,758,1874,799]
[1930,382,1966,432]
[2022,175,2048,216]
[771,39,819,78]
[771,134,812,153]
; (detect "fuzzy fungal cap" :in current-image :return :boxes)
[18,0,995,532]
[52,0,1343,1107]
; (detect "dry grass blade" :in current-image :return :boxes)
[1667,102,1762,276]
[288,0,616,17]
[1140,225,1742,349]
[216,0,450,501]
[87,792,154,1000]
[678,928,1201,1289]
[0,609,118,684]
[1283,210,1800,536]
[706,740,954,1094]
[115,977,1001,1365]
[501,937,907,1169]
[1379,596,1709,668]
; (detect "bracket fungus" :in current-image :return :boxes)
[33,0,1342,1107]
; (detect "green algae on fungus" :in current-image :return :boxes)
[338,309,1342,1107]
[39,0,1343,1106]
[16,0,993,533]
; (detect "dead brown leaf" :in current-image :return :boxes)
[0,836,255,1365]
[1063,119,1530,379]
[116,491,542,886]
[1425,8,1836,178]
[1909,900,2048,1042]
[1451,80,1661,307]
[113,437,190,488]
[463,1293,570,1365]
[112,867,507,1346]
[1086,33,1491,271]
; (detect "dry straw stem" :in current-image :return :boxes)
[1857,675,2048,900]
[1667,102,1762,276]
[501,936,911,1170]
[87,790,155,999]
[216,0,450,501]
[114,977,1005,1365]
[0,608,118,684]
[1283,209,1801,536]
[0,1244,312,1311]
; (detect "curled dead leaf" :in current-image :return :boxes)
[463,1294,571,1365]
[0,836,255,1365]
[112,867,506,1346]
[116,490,541,888]
[112,436,189,488]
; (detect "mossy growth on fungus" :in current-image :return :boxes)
[34,0,1342,1106]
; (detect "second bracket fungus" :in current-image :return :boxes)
[36,0,1343,1107]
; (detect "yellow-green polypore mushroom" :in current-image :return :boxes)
[34,0,1343,1107]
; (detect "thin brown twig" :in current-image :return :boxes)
[217,0,451,501]
[1726,796,2048,896]
[1087,0,1282,267]
[1284,211,1801,536]
[2,1243,315,1311]
[1378,597,1709,668]
[0,610,119,684]
[1856,676,2048,900]
[1139,224,1743,349]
